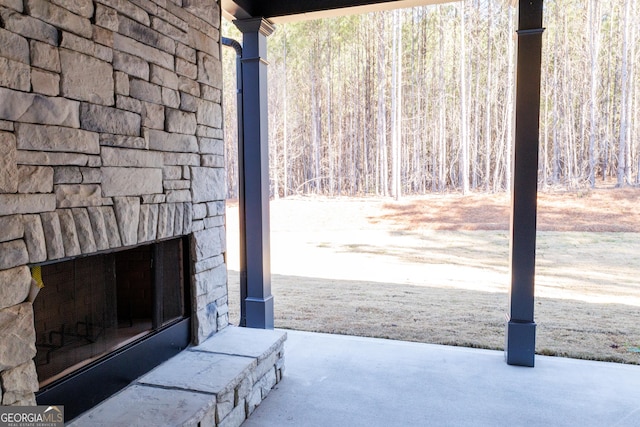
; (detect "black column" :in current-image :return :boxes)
[505,0,544,367]
[233,17,275,329]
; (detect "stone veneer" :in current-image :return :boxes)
[0,0,235,409]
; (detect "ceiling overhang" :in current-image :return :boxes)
[221,0,458,24]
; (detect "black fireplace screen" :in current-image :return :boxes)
[34,238,188,388]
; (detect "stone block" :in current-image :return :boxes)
[173,202,184,235]
[95,3,119,31]
[114,71,130,96]
[30,40,60,72]
[102,167,162,197]
[183,202,193,235]
[146,203,158,241]
[80,103,141,136]
[201,155,224,168]
[156,203,174,239]
[57,209,81,257]
[0,7,58,45]
[193,203,207,220]
[146,129,198,153]
[141,102,165,130]
[191,167,226,203]
[196,125,224,139]
[60,50,114,106]
[197,52,222,89]
[40,211,65,259]
[162,166,182,180]
[0,215,23,243]
[114,197,140,246]
[201,85,221,103]
[176,43,196,63]
[219,400,246,427]
[93,26,114,48]
[0,303,37,371]
[113,51,150,81]
[208,201,225,217]
[0,87,80,127]
[161,88,180,108]
[150,64,179,90]
[100,134,147,149]
[80,167,101,184]
[137,203,150,242]
[196,99,222,129]
[199,137,223,155]
[68,385,214,427]
[176,57,198,80]
[129,78,162,104]
[116,95,143,113]
[166,190,191,203]
[99,206,122,248]
[50,0,93,18]
[113,33,173,70]
[151,16,188,44]
[16,123,100,154]
[86,207,110,251]
[0,194,56,216]
[164,109,196,134]
[0,0,22,12]
[87,156,102,167]
[53,166,82,184]
[179,92,198,112]
[99,0,150,25]
[0,360,38,398]
[0,120,13,131]
[25,0,92,38]
[17,166,53,193]
[163,180,190,190]
[0,28,29,64]
[30,69,60,97]
[0,239,28,270]
[191,226,223,260]
[22,214,47,263]
[190,27,218,59]
[178,76,200,97]
[0,57,31,91]
[60,31,95,57]
[163,152,199,166]
[16,151,89,166]
[0,131,18,193]
[141,194,165,204]
[55,184,102,208]
[71,208,96,254]
[101,146,163,167]
[193,264,226,298]
[157,6,188,31]
[0,266,31,310]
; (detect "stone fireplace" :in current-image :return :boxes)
[0,0,230,414]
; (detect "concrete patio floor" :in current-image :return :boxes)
[243,330,640,427]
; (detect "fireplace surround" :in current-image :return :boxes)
[0,0,230,416]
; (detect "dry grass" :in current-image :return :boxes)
[225,188,640,364]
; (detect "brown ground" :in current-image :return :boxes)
[225,188,640,364]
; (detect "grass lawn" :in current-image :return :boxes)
[225,189,640,364]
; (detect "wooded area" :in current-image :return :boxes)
[222,0,640,198]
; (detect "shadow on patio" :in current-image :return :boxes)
[243,330,640,427]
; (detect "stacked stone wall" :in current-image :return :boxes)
[0,0,228,405]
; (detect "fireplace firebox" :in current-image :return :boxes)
[34,238,191,420]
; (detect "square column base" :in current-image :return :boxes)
[246,296,274,329]
[505,319,536,367]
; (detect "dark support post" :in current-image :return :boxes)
[233,17,275,329]
[505,0,544,367]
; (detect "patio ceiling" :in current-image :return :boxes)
[221,0,458,23]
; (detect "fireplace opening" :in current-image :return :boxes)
[34,238,191,420]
